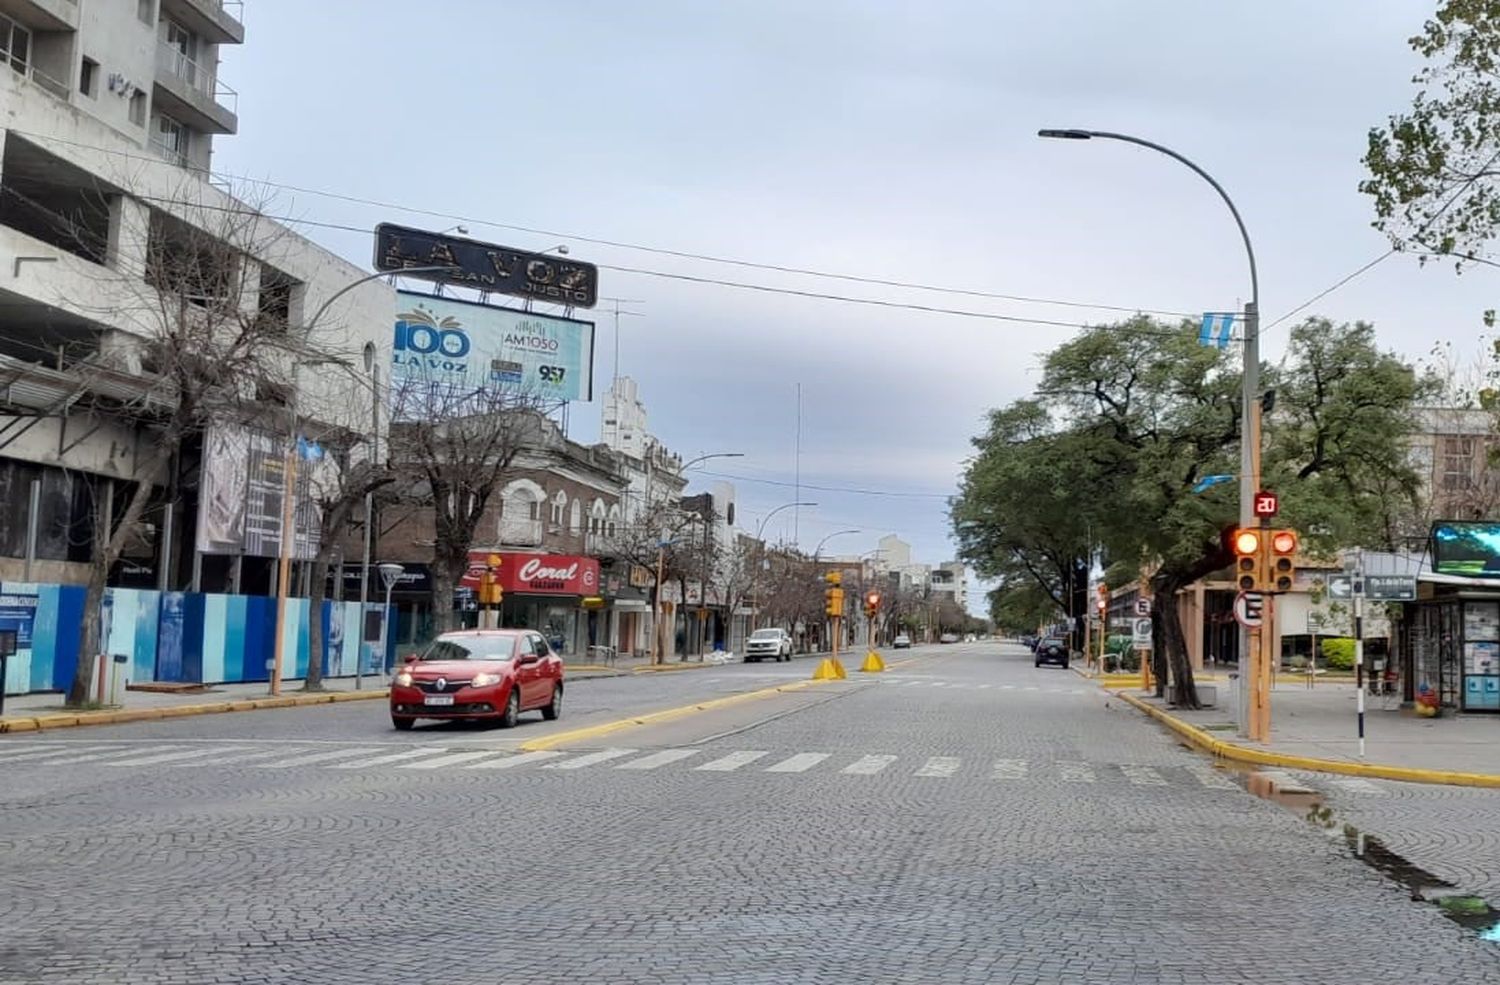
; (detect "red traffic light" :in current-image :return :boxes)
[865,591,881,608]
[1271,530,1298,555]
[1233,530,1261,555]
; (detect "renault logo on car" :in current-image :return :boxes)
[435,678,447,691]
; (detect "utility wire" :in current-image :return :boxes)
[11,128,1202,321]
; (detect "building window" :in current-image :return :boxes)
[1442,436,1477,492]
[80,57,98,98]
[551,491,566,527]
[152,113,185,163]
[129,90,147,126]
[569,498,582,535]
[137,0,156,24]
[0,15,31,74]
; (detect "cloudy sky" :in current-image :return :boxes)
[217,1,1491,614]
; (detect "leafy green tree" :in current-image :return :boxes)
[1362,0,1500,267]
[953,317,1425,708]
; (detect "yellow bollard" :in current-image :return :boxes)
[812,657,846,680]
[860,650,886,673]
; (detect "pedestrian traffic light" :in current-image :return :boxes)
[1232,528,1264,592]
[1270,529,1298,593]
[825,586,844,618]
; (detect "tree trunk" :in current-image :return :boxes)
[1150,574,1200,709]
[68,471,162,707]
[430,556,458,636]
[304,552,332,692]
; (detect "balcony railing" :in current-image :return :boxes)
[7,59,70,101]
[498,518,543,547]
[156,40,237,114]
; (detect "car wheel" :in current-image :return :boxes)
[541,683,562,721]
[499,687,520,728]
[392,716,415,731]
[1034,660,1042,668]
[1061,661,1069,670]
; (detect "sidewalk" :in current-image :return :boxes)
[1117,679,1500,786]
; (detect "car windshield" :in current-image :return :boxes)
[419,636,518,661]
[749,629,782,640]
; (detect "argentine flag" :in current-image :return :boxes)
[1198,312,1235,350]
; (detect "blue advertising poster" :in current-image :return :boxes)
[0,591,38,649]
[392,292,595,407]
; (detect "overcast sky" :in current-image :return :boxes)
[217,1,1490,615]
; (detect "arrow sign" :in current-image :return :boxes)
[1327,576,1352,599]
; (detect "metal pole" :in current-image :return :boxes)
[1355,572,1366,760]
[23,479,39,582]
[357,363,379,691]
[378,581,394,678]
[269,426,297,696]
[652,543,665,665]
[158,502,174,592]
[1039,128,1260,731]
[794,382,801,547]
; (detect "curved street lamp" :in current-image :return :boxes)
[1039,127,1261,731]
[813,529,860,560]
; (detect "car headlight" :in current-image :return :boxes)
[470,672,503,688]
[395,671,413,687]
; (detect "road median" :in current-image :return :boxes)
[0,688,389,734]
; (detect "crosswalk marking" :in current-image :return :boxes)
[544,748,637,771]
[1000,685,1016,690]
[104,747,250,767]
[618,749,698,771]
[256,748,386,769]
[42,746,184,766]
[1121,764,1168,786]
[1184,762,1238,790]
[764,753,829,773]
[1058,761,1095,783]
[467,750,566,770]
[841,754,897,775]
[695,750,768,772]
[1332,777,1386,796]
[916,756,961,778]
[977,684,992,690]
[992,759,1028,780]
[171,748,293,767]
[332,748,447,769]
[0,745,125,763]
[399,750,506,770]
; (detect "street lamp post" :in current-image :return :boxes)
[749,500,817,647]
[1039,128,1260,734]
[648,452,744,665]
[377,562,404,675]
[813,529,860,561]
[268,264,454,696]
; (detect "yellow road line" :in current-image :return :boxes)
[520,679,827,751]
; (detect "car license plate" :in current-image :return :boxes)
[423,695,455,706]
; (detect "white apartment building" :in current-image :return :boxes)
[0,1,392,590]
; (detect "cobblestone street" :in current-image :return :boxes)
[3,643,1497,984]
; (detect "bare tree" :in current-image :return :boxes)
[388,375,547,636]
[55,187,340,707]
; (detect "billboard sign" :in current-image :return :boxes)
[196,423,317,559]
[1432,521,1500,578]
[460,551,600,596]
[374,223,599,308]
[393,292,595,405]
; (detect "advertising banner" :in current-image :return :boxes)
[392,292,595,407]
[460,552,600,596]
[196,423,317,560]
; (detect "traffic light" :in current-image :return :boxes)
[1269,529,1298,593]
[864,591,881,618]
[1232,528,1264,592]
[825,586,844,618]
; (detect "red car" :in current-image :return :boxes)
[390,630,564,730]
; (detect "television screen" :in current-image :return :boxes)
[1431,521,1500,577]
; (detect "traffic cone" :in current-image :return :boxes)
[860,650,886,673]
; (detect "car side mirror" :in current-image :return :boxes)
[519,652,540,665]
[403,653,418,664]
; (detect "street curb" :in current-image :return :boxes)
[519,678,827,751]
[0,688,389,734]
[631,662,721,674]
[1115,690,1500,789]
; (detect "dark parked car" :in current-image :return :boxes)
[1034,637,1069,669]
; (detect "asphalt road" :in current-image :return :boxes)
[2,642,1496,984]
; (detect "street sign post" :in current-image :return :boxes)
[1132,618,1153,648]
[1253,490,1279,518]
[1364,575,1417,601]
[1233,591,1264,629]
[1327,575,1353,600]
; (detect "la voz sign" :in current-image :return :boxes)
[375,223,598,308]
